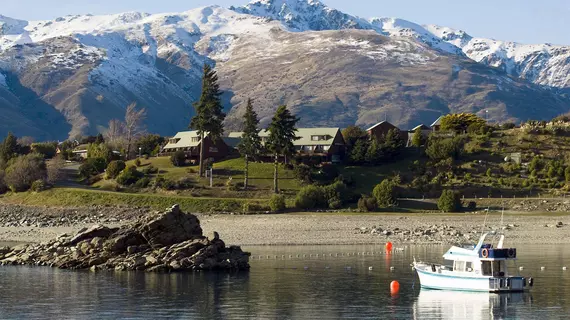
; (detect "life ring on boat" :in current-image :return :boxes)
[507,248,515,258]
[481,248,489,258]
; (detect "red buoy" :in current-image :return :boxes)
[386,242,393,252]
[390,280,400,295]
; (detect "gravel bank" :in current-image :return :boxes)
[1,204,569,245]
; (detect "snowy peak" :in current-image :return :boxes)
[369,18,463,55]
[0,15,28,35]
[423,25,472,48]
[232,0,369,31]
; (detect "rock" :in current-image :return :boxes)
[0,205,249,273]
[557,222,564,227]
[68,225,116,246]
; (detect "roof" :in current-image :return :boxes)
[228,128,341,147]
[163,131,204,149]
[73,144,89,151]
[366,121,397,132]
[411,124,430,131]
[222,137,241,148]
[431,116,444,127]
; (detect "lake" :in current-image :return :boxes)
[0,244,568,319]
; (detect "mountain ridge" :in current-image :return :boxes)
[1,0,570,140]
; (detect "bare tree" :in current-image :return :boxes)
[124,102,146,160]
[47,155,65,184]
[105,118,126,149]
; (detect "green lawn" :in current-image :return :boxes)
[124,156,302,193]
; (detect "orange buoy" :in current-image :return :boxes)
[390,280,400,294]
[385,242,393,252]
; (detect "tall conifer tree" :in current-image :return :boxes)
[266,105,299,193]
[190,64,226,177]
[237,98,262,189]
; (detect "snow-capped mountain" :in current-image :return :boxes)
[1,0,570,140]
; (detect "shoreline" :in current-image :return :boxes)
[1,204,569,246]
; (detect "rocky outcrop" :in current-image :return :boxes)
[0,205,250,272]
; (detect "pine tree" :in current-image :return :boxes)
[0,132,19,165]
[237,98,262,190]
[411,127,424,147]
[365,136,382,165]
[266,105,299,193]
[190,64,226,177]
[381,129,404,160]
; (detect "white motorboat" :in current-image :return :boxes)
[413,232,533,292]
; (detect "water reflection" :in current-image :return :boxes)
[0,244,567,319]
[413,289,529,319]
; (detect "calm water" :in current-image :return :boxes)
[0,244,569,319]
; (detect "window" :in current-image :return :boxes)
[169,138,180,144]
[454,261,466,272]
[466,262,473,272]
[209,147,218,153]
[311,135,329,141]
[191,137,200,142]
[311,136,320,141]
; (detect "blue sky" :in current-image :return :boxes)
[3,0,568,45]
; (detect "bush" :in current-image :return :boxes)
[176,177,194,189]
[134,177,151,189]
[4,153,47,192]
[106,160,126,179]
[314,164,339,184]
[243,202,264,213]
[79,157,107,178]
[134,158,141,167]
[438,190,462,212]
[486,168,492,177]
[30,179,46,192]
[141,165,158,175]
[170,150,186,167]
[464,173,472,181]
[226,178,239,191]
[467,201,477,211]
[373,180,397,208]
[357,196,378,212]
[294,164,313,184]
[116,166,143,186]
[0,171,6,194]
[269,194,286,212]
[31,142,57,159]
[295,185,325,209]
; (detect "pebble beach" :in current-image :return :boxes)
[0,204,569,246]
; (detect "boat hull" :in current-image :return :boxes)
[415,266,526,292]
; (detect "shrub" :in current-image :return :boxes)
[243,202,264,213]
[357,196,378,212]
[30,179,46,192]
[295,185,325,209]
[143,154,150,160]
[464,173,472,181]
[79,157,107,178]
[170,150,186,167]
[116,166,143,186]
[373,180,397,208]
[106,160,126,179]
[30,142,57,159]
[4,153,47,192]
[467,201,477,211]
[294,164,313,184]
[226,178,239,191]
[134,177,151,189]
[0,170,6,194]
[134,158,141,167]
[177,177,194,189]
[314,164,339,184]
[141,165,158,175]
[269,194,286,212]
[486,168,492,177]
[438,190,462,213]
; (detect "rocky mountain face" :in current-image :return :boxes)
[1,0,570,140]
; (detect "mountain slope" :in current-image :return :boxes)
[0,1,570,140]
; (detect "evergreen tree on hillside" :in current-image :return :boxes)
[237,98,262,190]
[0,132,19,165]
[381,129,404,160]
[266,105,299,193]
[190,64,226,177]
[411,127,424,147]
